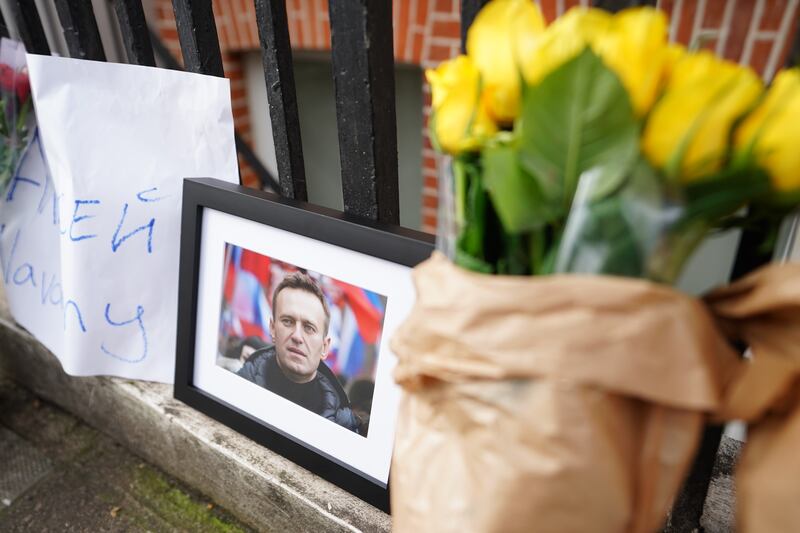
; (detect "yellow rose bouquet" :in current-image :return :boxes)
[391,3,800,532]
[429,0,800,283]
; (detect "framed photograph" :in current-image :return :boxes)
[174,178,434,511]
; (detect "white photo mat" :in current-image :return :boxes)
[192,207,415,485]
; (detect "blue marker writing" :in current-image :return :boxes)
[100,303,148,363]
[64,300,87,333]
[69,199,100,241]
[111,203,155,253]
[40,271,62,306]
[6,175,40,202]
[12,262,36,287]
[36,171,53,215]
[136,187,167,203]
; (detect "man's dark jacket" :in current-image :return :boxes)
[237,346,360,433]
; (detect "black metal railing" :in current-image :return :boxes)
[3,0,279,192]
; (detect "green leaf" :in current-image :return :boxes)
[455,249,493,273]
[453,156,498,272]
[481,142,559,233]
[518,48,640,209]
[682,166,773,226]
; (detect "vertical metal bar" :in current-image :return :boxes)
[460,0,489,52]
[112,0,156,67]
[254,0,307,200]
[329,0,399,224]
[0,8,9,39]
[6,2,50,55]
[53,0,107,61]
[171,0,224,77]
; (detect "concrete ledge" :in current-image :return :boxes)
[0,316,390,532]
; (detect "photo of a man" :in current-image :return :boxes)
[236,272,361,434]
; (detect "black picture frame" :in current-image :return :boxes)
[174,178,434,512]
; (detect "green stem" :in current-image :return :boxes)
[530,227,544,275]
[648,222,709,284]
[453,157,467,229]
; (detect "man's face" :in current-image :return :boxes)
[270,287,330,384]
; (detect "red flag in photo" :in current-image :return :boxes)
[334,281,383,344]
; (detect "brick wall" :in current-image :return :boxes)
[154,0,799,233]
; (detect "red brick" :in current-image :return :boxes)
[289,15,301,47]
[412,31,425,63]
[231,99,249,112]
[427,43,456,62]
[417,0,429,26]
[700,38,718,53]
[761,0,791,32]
[243,0,258,48]
[424,176,439,190]
[702,0,728,29]
[431,19,461,39]
[423,195,439,209]
[159,27,179,41]
[310,0,323,49]
[563,0,582,13]
[422,216,438,232]
[231,86,247,101]
[434,0,455,13]
[724,0,756,61]
[676,0,698,46]
[214,14,229,49]
[749,40,774,78]
[395,0,409,62]
[239,162,259,188]
[540,0,557,24]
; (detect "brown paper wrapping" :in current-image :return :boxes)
[390,253,740,533]
[705,263,800,533]
[391,253,800,532]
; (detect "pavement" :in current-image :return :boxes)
[0,376,254,532]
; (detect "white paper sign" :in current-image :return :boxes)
[0,53,238,383]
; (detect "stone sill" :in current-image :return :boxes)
[0,313,390,532]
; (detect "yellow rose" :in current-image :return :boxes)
[426,55,498,154]
[735,68,800,192]
[520,7,669,116]
[642,51,763,181]
[467,0,546,124]
[519,7,611,86]
[593,8,670,115]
